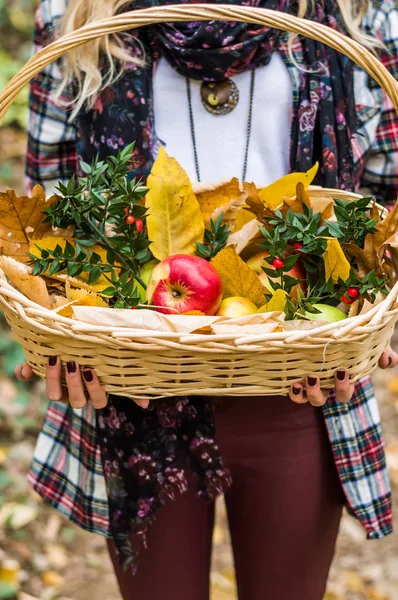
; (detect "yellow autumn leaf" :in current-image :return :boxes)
[0,185,57,263]
[210,246,266,307]
[55,290,108,318]
[29,237,116,291]
[257,289,287,313]
[0,255,51,309]
[323,238,351,284]
[194,178,241,224]
[146,146,204,260]
[50,294,70,310]
[233,207,256,232]
[258,163,319,209]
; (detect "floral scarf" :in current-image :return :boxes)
[88,0,358,572]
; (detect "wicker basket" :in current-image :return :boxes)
[1,4,398,399]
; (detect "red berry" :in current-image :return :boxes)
[293,242,304,252]
[272,257,284,269]
[123,207,130,214]
[125,215,135,225]
[347,287,359,299]
[135,219,143,233]
[342,294,354,305]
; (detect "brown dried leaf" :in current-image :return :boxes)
[210,246,267,307]
[243,182,276,221]
[31,223,75,241]
[281,182,311,217]
[195,178,241,224]
[0,186,57,262]
[0,255,51,308]
[342,243,372,279]
[364,201,398,271]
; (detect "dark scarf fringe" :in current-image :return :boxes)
[96,397,232,571]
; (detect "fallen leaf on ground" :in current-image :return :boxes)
[0,503,38,529]
[41,571,65,588]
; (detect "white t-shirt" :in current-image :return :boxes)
[153,53,293,186]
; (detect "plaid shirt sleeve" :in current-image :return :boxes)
[356,0,398,204]
[25,0,78,195]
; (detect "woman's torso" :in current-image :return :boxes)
[153,54,292,184]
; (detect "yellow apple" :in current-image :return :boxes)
[216,297,258,318]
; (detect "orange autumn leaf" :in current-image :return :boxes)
[0,186,57,263]
[0,255,51,308]
[195,178,242,224]
[210,246,266,307]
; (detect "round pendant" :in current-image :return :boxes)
[200,79,239,115]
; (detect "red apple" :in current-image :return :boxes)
[146,254,223,315]
[216,297,258,318]
[247,250,306,296]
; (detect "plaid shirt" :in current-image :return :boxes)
[27,0,397,539]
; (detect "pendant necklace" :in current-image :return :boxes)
[186,70,256,183]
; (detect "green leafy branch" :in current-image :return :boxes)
[196,213,230,260]
[325,197,378,246]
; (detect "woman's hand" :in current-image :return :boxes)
[14,359,150,410]
[288,347,398,407]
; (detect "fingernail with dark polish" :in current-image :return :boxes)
[292,385,301,395]
[307,377,317,387]
[48,356,57,367]
[83,369,93,383]
[67,361,76,374]
[336,370,346,381]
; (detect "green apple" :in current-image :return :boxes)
[304,303,347,323]
[137,259,158,303]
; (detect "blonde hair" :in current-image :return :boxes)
[59,0,373,116]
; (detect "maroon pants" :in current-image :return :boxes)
[108,396,345,600]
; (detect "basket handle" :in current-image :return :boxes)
[0,3,397,123]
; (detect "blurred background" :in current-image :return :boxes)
[0,1,398,598]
